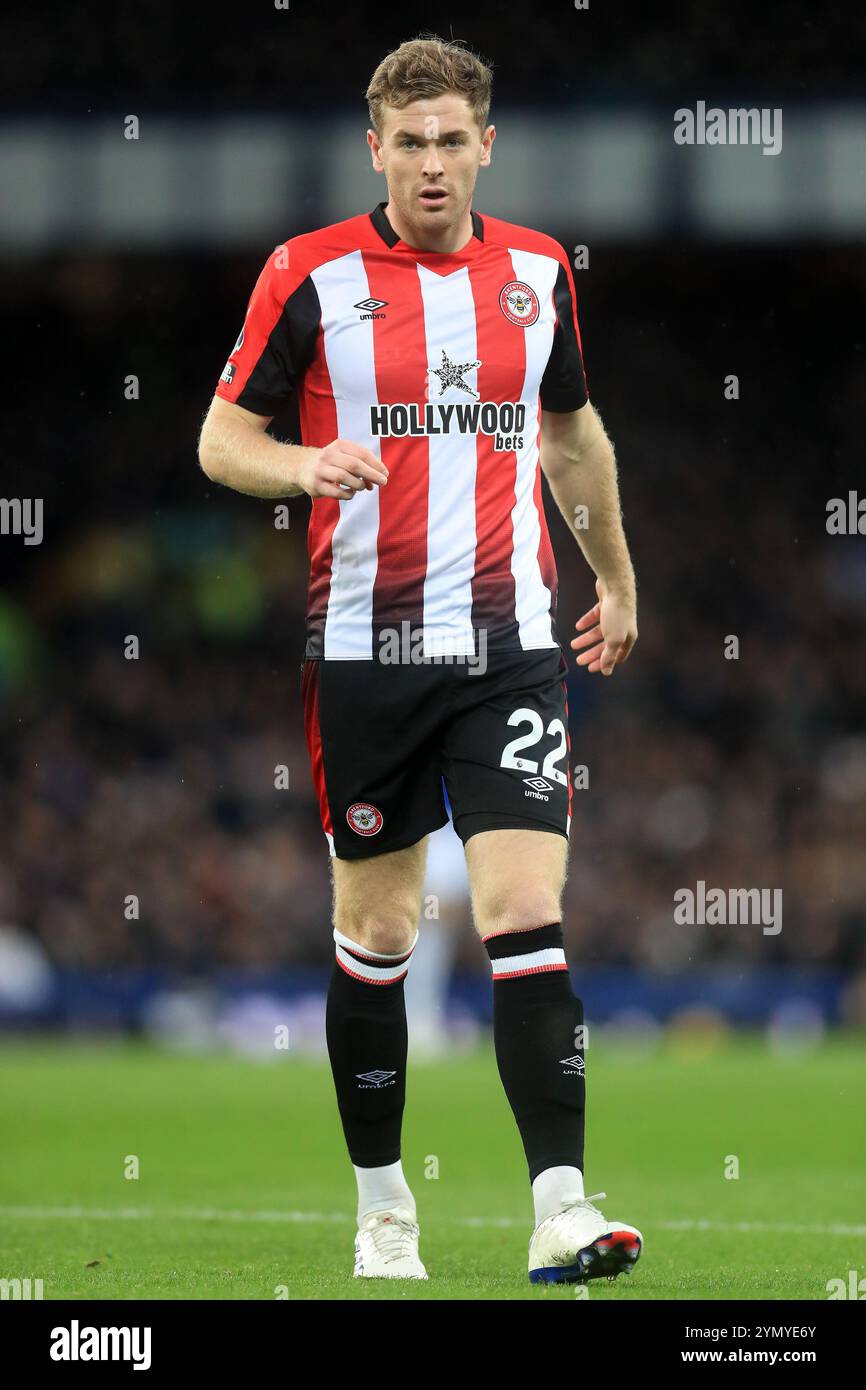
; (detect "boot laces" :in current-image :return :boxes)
[361,1211,419,1264]
[552,1191,608,1226]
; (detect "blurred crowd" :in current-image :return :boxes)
[5,1,862,111]
[1,243,864,979]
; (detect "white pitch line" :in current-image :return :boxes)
[0,1206,346,1225]
[657,1218,866,1237]
[0,1206,864,1237]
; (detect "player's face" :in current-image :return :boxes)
[369,94,494,234]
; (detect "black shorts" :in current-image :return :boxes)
[301,647,573,859]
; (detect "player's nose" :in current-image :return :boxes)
[422,148,445,177]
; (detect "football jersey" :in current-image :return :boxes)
[215,201,588,661]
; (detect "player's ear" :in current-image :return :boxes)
[479,124,495,167]
[367,128,385,173]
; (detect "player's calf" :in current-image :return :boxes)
[483,922,586,1184]
[482,922,643,1285]
[326,924,427,1278]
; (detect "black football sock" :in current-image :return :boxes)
[484,923,585,1182]
[325,926,417,1169]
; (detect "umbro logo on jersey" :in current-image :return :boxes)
[524,775,552,801]
[354,297,388,319]
[559,1054,585,1075]
[356,1069,397,1088]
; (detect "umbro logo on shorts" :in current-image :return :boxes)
[346,802,384,836]
[356,1070,396,1088]
[524,775,553,801]
[559,1054,585,1075]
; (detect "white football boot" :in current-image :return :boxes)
[528,1192,642,1285]
[353,1207,428,1280]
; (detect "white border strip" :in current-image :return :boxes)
[491,947,567,978]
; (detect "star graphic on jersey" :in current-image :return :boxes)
[428,348,482,399]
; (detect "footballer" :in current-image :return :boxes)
[199,35,641,1285]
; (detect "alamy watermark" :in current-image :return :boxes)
[674,102,782,157]
[826,492,866,535]
[1,1276,44,1299]
[674,880,782,935]
[377,622,488,674]
[0,497,43,545]
[827,1270,866,1299]
[50,1321,151,1370]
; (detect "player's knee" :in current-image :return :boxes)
[333,904,417,956]
[474,891,562,939]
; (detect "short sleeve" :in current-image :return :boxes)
[539,256,589,413]
[215,247,321,416]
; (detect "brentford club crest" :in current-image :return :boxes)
[346,802,384,836]
[499,280,540,327]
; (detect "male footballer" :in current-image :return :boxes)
[199,35,641,1285]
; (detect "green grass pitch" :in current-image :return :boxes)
[1,1035,863,1300]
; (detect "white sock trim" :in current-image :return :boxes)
[354,1159,415,1223]
[532,1164,585,1226]
[333,926,419,962]
[490,947,567,978]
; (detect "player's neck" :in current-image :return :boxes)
[381,200,474,255]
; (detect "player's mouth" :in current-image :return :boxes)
[418,188,448,204]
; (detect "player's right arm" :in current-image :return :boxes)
[199,241,388,500]
[198,396,388,500]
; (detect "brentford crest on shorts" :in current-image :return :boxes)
[215,201,588,660]
[346,802,384,836]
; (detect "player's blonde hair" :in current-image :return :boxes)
[366,35,493,136]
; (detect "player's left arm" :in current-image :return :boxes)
[540,402,638,676]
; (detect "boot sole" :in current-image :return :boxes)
[529,1229,642,1285]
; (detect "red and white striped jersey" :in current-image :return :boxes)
[215,202,588,660]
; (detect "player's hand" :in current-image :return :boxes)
[296,438,389,500]
[570,577,637,676]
